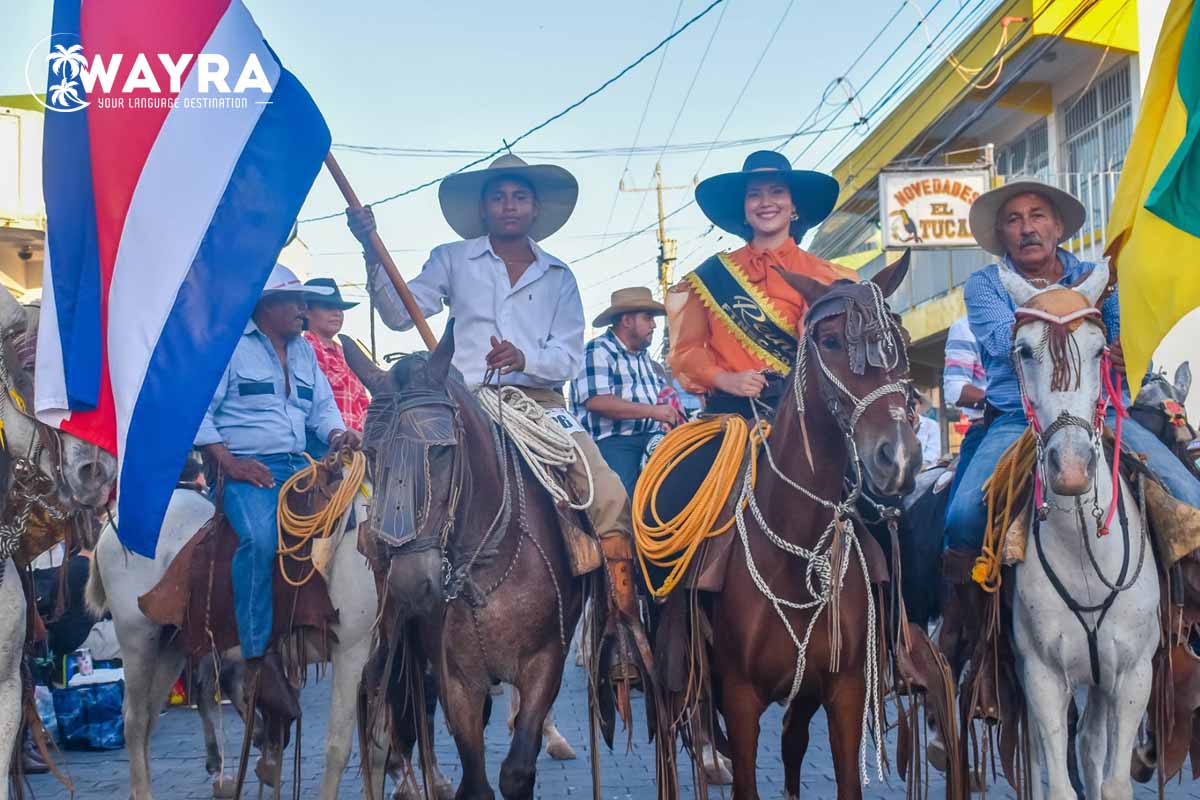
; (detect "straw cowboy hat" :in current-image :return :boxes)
[695,150,840,240]
[592,287,667,328]
[968,179,1086,256]
[438,153,579,241]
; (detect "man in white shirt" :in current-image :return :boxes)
[915,393,943,468]
[345,154,637,612]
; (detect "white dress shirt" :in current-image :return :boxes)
[368,236,585,389]
[917,415,943,467]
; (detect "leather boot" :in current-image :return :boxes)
[599,532,655,676]
[938,548,982,680]
[21,730,48,775]
[244,652,301,724]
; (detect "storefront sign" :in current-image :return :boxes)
[879,168,990,249]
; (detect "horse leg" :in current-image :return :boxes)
[0,565,24,800]
[194,658,224,779]
[500,649,564,800]
[1020,657,1074,800]
[781,696,821,800]
[121,628,172,800]
[719,673,767,800]
[823,671,866,800]
[1077,690,1106,799]
[322,635,369,800]
[1100,658,1151,800]
[441,669,493,800]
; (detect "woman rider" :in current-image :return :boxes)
[668,150,857,417]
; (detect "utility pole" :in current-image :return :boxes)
[619,163,692,300]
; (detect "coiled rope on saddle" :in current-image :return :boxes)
[632,415,769,599]
[276,450,367,587]
[973,430,1037,592]
[474,385,594,510]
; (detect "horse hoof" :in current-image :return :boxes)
[211,776,237,799]
[546,734,577,761]
[1131,745,1157,783]
[255,756,278,788]
[433,776,455,800]
[700,748,733,786]
[927,736,948,773]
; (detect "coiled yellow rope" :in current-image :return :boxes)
[972,429,1036,592]
[276,450,367,587]
[633,416,769,599]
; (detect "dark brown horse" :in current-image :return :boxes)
[707,261,921,799]
[345,324,631,800]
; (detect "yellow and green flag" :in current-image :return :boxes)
[1107,0,1200,396]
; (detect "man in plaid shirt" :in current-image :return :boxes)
[572,287,679,496]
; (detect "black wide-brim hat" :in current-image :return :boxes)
[303,277,358,310]
[695,150,840,240]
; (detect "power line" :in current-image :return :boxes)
[599,0,687,244]
[299,0,728,224]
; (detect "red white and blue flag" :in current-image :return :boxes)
[34,0,331,556]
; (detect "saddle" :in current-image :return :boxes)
[138,466,343,661]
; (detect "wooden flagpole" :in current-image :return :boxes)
[323,153,439,351]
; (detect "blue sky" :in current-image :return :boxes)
[4,0,991,355]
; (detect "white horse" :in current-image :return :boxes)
[1000,261,1159,800]
[85,483,444,800]
[0,288,117,798]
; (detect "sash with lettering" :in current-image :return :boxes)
[684,253,797,374]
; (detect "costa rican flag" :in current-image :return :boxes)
[34,0,331,556]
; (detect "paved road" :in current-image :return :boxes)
[26,661,1199,798]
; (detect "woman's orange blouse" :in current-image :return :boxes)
[667,238,857,394]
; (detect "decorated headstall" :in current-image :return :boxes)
[1011,287,1112,442]
[362,353,466,552]
[795,279,913,437]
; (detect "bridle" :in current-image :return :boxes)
[737,278,913,781]
[1010,301,1149,686]
[1011,303,1127,535]
[0,327,73,578]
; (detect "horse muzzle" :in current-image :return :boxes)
[386,545,445,618]
[1045,437,1097,497]
[861,424,921,497]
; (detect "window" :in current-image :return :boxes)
[1059,61,1132,256]
[995,119,1049,179]
[1061,61,1132,173]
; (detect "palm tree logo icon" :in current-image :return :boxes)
[25,34,91,113]
[46,43,89,111]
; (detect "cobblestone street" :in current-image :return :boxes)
[26,660,1200,799]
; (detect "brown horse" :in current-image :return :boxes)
[706,261,920,799]
[345,324,631,800]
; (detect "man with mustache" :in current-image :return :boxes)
[942,182,1200,600]
[195,263,361,712]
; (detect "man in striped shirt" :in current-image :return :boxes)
[942,315,987,500]
[572,288,679,496]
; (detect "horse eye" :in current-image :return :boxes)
[820,335,841,351]
[1016,344,1034,360]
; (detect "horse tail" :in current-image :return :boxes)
[84,547,107,619]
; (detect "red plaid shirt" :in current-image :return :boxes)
[304,332,370,433]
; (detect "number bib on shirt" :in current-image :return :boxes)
[544,407,585,436]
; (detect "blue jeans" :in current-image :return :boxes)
[223,453,307,659]
[944,409,1200,552]
[597,433,652,498]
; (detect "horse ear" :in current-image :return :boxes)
[870,249,910,299]
[1175,361,1192,402]
[0,287,26,335]
[773,266,832,306]
[1073,261,1109,307]
[338,334,392,396]
[998,266,1040,307]
[427,318,455,384]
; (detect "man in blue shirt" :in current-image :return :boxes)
[195,264,359,708]
[944,181,1200,557]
